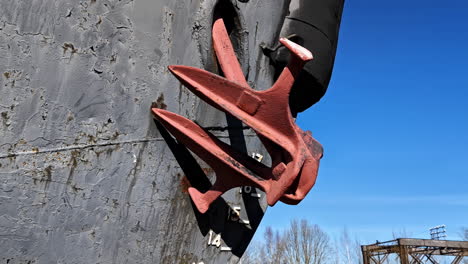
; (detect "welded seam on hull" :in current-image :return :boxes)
[0,134,258,159]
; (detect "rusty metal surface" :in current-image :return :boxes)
[153,18,323,214]
[362,239,468,264]
[0,0,291,263]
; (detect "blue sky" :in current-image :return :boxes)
[258,0,468,243]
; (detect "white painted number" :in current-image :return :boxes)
[212,233,221,247]
[239,186,251,193]
[239,186,261,198]
[206,231,232,252]
[207,230,221,248]
[227,206,251,226]
[228,206,241,221]
[251,152,264,162]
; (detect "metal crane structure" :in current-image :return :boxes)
[362,238,468,264]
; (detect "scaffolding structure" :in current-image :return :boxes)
[430,225,447,240]
[362,238,468,264]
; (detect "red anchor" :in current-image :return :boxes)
[152,18,323,213]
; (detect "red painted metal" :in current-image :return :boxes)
[152,18,323,213]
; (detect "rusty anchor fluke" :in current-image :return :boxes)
[152,18,323,214]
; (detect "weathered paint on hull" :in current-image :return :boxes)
[0,0,290,263]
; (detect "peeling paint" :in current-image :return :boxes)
[0,0,289,263]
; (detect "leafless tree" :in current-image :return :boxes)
[338,227,364,264]
[461,227,468,241]
[241,226,286,264]
[241,242,262,264]
[340,227,354,264]
[391,227,412,239]
[333,237,342,264]
[282,219,332,264]
[241,219,332,264]
[262,226,286,264]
